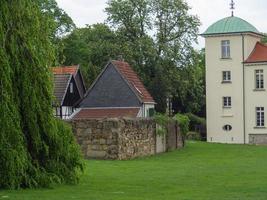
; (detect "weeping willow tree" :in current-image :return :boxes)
[0,0,83,189]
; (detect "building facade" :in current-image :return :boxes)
[72,60,156,119]
[52,65,86,119]
[202,16,267,144]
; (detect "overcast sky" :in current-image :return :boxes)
[56,0,267,48]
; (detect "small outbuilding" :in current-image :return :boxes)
[72,60,156,119]
[52,65,86,119]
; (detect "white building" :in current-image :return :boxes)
[202,14,267,144]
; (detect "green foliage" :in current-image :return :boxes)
[173,113,190,136]
[186,131,202,141]
[154,113,170,135]
[262,34,267,44]
[61,24,122,86]
[172,49,206,116]
[0,0,83,189]
[105,0,201,113]
[185,113,206,131]
[37,0,76,65]
[60,0,202,114]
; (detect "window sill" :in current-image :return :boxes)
[254,126,266,129]
[222,81,232,84]
[253,89,265,92]
[221,114,233,118]
[223,106,232,109]
[220,57,232,60]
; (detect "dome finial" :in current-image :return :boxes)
[230,0,235,17]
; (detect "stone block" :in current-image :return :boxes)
[92,139,99,145]
[100,139,107,145]
[87,150,107,158]
[92,145,101,150]
[101,145,108,151]
[107,139,114,145]
[96,123,103,129]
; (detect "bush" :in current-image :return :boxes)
[186,132,202,141]
[154,113,170,136]
[173,113,190,136]
[185,113,206,131]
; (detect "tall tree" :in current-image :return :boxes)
[105,0,200,112]
[0,0,82,189]
[38,0,76,64]
[61,0,202,114]
[152,0,199,66]
[172,49,206,116]
[61,24,123,86]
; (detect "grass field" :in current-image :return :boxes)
[1,141,267,200]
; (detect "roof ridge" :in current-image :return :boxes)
[52,65,79,75]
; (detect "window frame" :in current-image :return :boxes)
[221,40,231,59]
[255,69,264,90]
[223,96,232,108]
[222,71,231,83]
[223,124,232,131]
[256,107,265,127]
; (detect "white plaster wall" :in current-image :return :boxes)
[142,103,155,118]
[245,63,267,143]
[156,134,166,153]
[62,106,75,120]
[205,34,260,144]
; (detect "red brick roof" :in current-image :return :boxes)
[52,66,78,75]
[111,60,155,103]
[245,42,267,63]
[73,108,140,119]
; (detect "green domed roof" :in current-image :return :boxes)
[202,16,260,36]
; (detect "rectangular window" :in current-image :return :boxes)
[221,40,230,58]
[255,69,264,89]
[222,71,231,82]
[148,108,155,117]
[256,107,264,127]
[223,97,231,108]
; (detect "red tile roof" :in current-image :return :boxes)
[73,108,140,119]
[52,66,79,75]
[111,60,155,103]
[245,42,267,63]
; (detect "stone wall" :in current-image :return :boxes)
[166,121,183,151]
[70,118,183,160]
[117,119,156,160]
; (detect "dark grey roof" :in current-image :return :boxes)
[75,71,86,99]
[79,63,141,108]
[53,74,72,105]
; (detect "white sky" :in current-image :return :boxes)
[56,0,267,49]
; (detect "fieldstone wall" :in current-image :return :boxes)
[70,118,183,160]
[117,119,156,160]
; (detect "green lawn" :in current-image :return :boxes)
[1,141,267,200]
